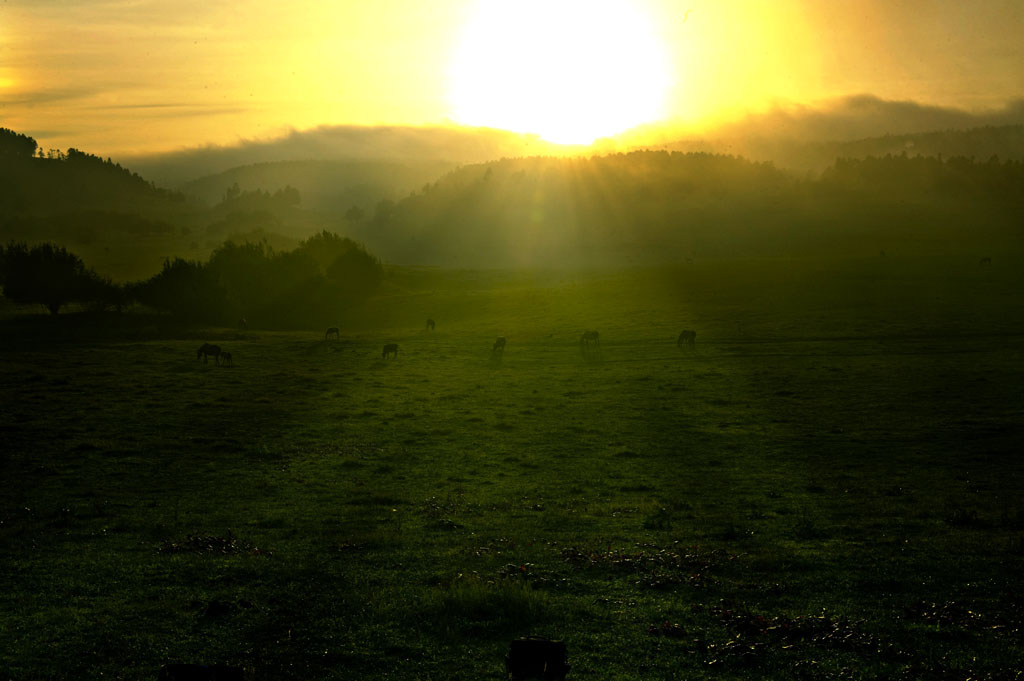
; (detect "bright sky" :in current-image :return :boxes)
[2,0,1022,155]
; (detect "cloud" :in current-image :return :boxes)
[120,95,1024,185]
[98,102,209,110]
[716,95,1024,142]
[0,87,100,107]
[86,103,251,119]
[620,94,1024,172]
[7,129,72,141]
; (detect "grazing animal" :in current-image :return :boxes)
[382,343,399,359]
[579,330,601,361]
[677,330,697,347]
[238,317,248,330]
[580,330,600,348]
[979,256,992,267]
[427,318,436,331]
[197,343,221,365]
[325,327,340,340]
[493,336,507,352]
[220,351,233,366]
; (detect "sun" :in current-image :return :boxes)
[448,0,672,145]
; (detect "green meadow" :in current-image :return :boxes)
[2,256,1023,680]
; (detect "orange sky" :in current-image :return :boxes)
[2,0,1022,156]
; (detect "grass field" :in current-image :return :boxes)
[2,255,1023,680]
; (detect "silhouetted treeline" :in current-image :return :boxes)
[666,124,1024,174]
[178,160,454,216]
[0,241,124,314]
[4,126,1023,271]
[0,128,322,280]
[217,182,301,210]
[815,126,1024,172]
[133,231,382,326]
[345,150,1023,265]
[130,257,226,322]
[822,152,1024,201]
[0,128,38,157]
[2,232,382,325]
[0,141,184,215]
[348,152,794,264]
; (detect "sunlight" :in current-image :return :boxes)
[448,0,672,145]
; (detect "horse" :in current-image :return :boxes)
[220,351,233,366]
[427,318,436,331]
[677,330,696,347]
[382,343,399,359]
[579,330,601,361]
[493,336,507,352]
[197,343,221,365]
[325,327,340,340]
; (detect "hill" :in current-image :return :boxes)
[179,159,456,215]
[124,125,576,188]
[340,150,1024,267]
[653,125,1024,173]
[0,145,187,217]
[4,126,1023,275]
[0,131,332,280]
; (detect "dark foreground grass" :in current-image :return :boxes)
[2,256,1023,680]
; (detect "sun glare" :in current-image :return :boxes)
[449,0,672,145]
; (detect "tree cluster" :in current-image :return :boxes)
[822,152,1024,201]
[217,182,301,210]
[0,139,184,215]
[356,151,797,264]
[132,231,382,325]
[0,242,124,314]
[0,232,383,327]
[0,128,38,158]
[349,149,1023,265]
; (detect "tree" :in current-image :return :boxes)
[132,257,227,322]
[326,247,383,298]
[0,128,38,157]
[89,278,131,312]
[273,185,300,206]
[222,182,241,203]
[344,205,365,222]
[297,230,368,271]
[208,240,271,301]
[372,198,395,225]
[0,241,107,314]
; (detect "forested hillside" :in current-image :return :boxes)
[344,150,1024,266]
[4,127,1023,274]
[179,159,455,215]
[651,117,1024,172]
[0,134,186,216]
[0,129,328,279]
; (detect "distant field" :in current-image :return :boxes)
[2,256,1023,680]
